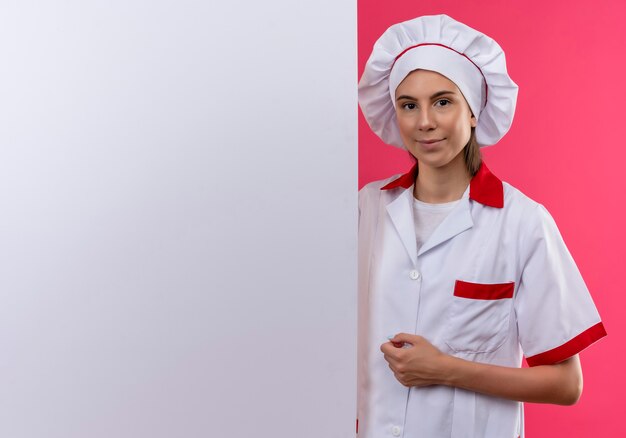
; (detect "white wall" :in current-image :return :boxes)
[0,1,357,437]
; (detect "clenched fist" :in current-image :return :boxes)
[380,333,450,388]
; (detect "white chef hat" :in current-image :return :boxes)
[358,14,519,148]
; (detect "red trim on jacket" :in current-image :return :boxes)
[526,322,607,367]
[454,280,515,300]
[380,161,504,208]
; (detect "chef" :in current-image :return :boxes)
[357,14,606,438]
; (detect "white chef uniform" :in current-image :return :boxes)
[357,161,606,438]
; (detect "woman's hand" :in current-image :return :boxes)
[381,332,583,405]
[380,333,447,387]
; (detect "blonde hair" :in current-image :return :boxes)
[463,127,482,177]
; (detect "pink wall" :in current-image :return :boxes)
[358,1,624,435]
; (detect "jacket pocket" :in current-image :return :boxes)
[444,280,514,353]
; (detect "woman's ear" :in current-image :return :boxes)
[470,115,477,128]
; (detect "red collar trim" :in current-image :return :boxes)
[380,161,504,208]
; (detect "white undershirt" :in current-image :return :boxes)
[412,196,461,252]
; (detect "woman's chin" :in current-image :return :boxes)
[409,148,466,171]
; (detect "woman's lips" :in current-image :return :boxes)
[417,138,444,149]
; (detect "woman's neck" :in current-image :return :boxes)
[413,155,472,204]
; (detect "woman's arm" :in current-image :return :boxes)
[381,333,583,405]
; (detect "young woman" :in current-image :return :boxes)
[357,14,606,438]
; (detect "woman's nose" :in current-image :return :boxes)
[416,109,436,130]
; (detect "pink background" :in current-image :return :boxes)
[358,1,625,435]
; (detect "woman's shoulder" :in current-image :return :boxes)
[502,181,540,211]
[358,174,404,203]
[359,174,403,192]
[501,181,560,233]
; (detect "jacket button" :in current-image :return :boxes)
[391,425,402,436]
[409,270,420,280]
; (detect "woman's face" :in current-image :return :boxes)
[395,69,476,170]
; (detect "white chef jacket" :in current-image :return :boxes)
[357,161,606,438]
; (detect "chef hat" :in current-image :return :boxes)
[358,14,519,148]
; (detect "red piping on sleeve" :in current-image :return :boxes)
[526,322,607,367]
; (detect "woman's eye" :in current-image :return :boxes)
[402,103,417,110]
[435,99,451,107]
